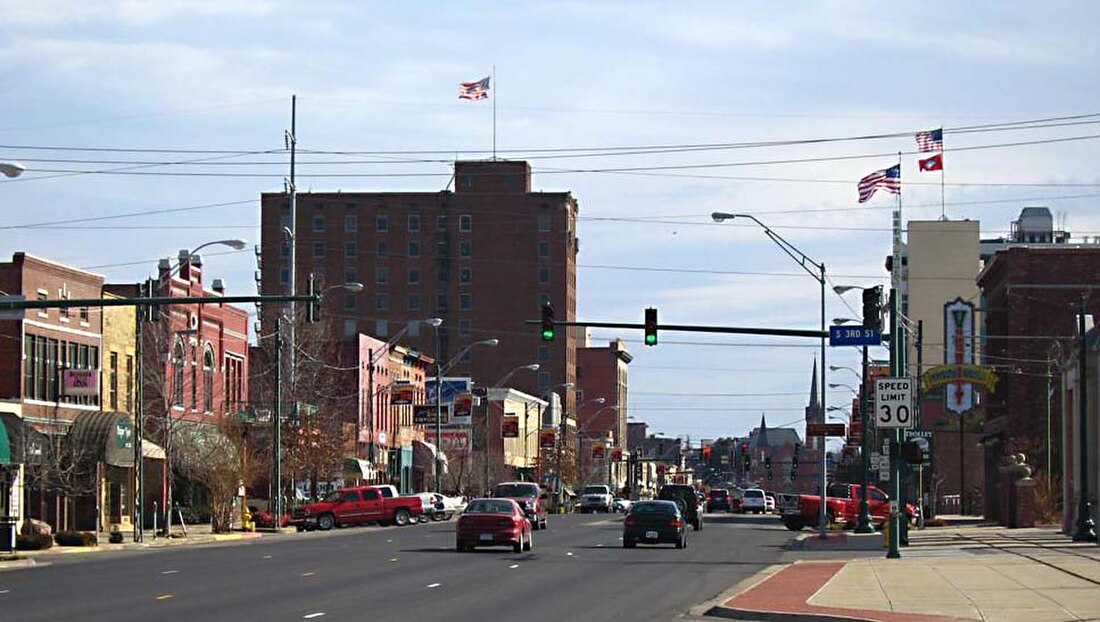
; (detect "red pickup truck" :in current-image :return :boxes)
[291,485,423,531]
[776,482,917,531]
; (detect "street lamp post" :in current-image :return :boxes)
[433,337,498,492]
[713,211,828,539]
[542,383,575,510]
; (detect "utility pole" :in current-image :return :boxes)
[854,343,873,533]
[273,317,283,522]
[887,288,902,559]
[367,348,375,468]
[284,96,298,509]
[1073,297,1097,542]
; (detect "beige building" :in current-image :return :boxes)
[100,292,136,416]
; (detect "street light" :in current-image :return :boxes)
[829,365,861,382]
[829,383,858,394]
[834,285,875,534]
[434,335,497,492]
[713,211,828,539]
[493,363,540,388]
[0,162,25,178]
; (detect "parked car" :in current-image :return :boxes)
[455,498,533,553]
[579,484,614,513]
[432,493,468,521]
[492,481,549,530]
[765,493,776,513]
[613,498,634,513]
[656,484,703,531]
[776,482,919,531]
[706,488,732,513]
[622,500,687,549]
[290,486,423,531]
[741,488,768,514]
[248,505,290,529]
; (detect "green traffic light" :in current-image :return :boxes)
[644,333,657,345]
[541,329,555,341]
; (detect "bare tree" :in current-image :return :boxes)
[23,432,98,532]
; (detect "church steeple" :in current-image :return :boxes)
[805,358,823,425]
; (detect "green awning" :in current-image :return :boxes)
[0,415,10,465]
[0,412,47,466]
[68,411,135,468]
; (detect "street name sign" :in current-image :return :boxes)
[874,377,914,429]
[828,325,883,347]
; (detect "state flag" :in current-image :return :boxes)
[918,153,943,172]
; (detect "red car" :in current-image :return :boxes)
[455,498,533,553]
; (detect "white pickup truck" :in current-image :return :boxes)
[579,485,614,513]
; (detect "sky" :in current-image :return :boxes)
[1,1,1098,445]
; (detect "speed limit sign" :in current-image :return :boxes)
[874,377,914,429]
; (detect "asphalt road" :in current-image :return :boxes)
[0,512,792,622]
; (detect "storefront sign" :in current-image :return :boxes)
[501,415,519,438]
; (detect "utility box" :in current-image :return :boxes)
[0,516,16,552]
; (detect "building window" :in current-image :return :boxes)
[376,267,389,285]
[538,241,550,258]
[281,243,291,258]
[376,215,389,232]
[191,345,198,411]
[109,352,119,410]
[538,214,551,232]
[459,240,472,258]
[79,307,89,323]
[459,293,471,312]
[345,215,358,232]
[280,268,290,284]
[345,242,358,258]
[459,268,471,284]
[436,269,449,284]
[313,215,325,232]
[459,320,471,337]
[203,348,215,413]
[408,268,420,285]
[408,240,420,258]
[437,214,447,231]
[408,214,421,233]
[344,294,357,311]
[377,241,388,259]
[376,293,389,311]
[538,346,550,362]
[344,320,357,339]
[125,354,133,412]
[172,341,184,407]
[459,214,472,232]
[407,294,421,311]
[436,294,448,312]
[538,267,550,284]
[344,268,358,284]
[538,371,550,388]
[313,242,326,258]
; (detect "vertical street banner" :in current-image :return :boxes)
[391,382,416,405]
[501,415,519,438]
[452,393,474,425]
[944,298,975,414]
[591,444,606,460]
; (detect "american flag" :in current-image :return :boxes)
[858,164,901,203]
[459,76,490,101]
[915,128,943,152]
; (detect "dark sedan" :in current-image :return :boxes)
[455,498,533,553]
[622,500,687,549]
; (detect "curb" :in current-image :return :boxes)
[0,558,38,572]
[697,562,878,622]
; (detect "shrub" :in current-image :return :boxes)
[108,531,124,544]
[16,534,54,550]
[54,531,98,547]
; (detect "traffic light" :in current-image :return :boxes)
[862,286,883,332]
[791,443,801,468]
[644,307,658,346]
[307,273,320,322]
[764,456,772,471]
[742,454,751,471]
[702,446,712,461]
[540,302,555,341]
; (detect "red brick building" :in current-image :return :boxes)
[977,246,1100,521]
[576,339,631,486]
[258,160,579,416]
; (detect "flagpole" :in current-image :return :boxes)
[939,128,946,220]
[492,65,497,161]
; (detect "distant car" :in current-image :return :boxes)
[623,500,687,549]
[706,489,732,513]
[493,481,549,530]
[455,498,533,553]
[657,484,703,531]
[433,493,468,520]
[613,498,634,513]
[579,484,614,513]
[741,488,767,514]
[765,494,776,513]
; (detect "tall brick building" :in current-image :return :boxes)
[259,160,579,415]
[977,246,1100,521]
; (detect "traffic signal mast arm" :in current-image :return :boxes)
[525,319,826,339]
[0,293,320,310]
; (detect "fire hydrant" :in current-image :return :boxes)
[881,517,891,548]
[242,506,255,532]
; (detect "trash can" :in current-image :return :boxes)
[0,516,16,553]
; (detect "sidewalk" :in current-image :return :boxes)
[0,524,274,571]
[709,523,1100,621]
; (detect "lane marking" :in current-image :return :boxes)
[596,544,603,547]
[303,613,326,619]
[161,570,178,575]
[390,558,398,562]
[301,572,316,577]
[0,590,10,594]
[509,564,519,569]
[386,539,392,543]
[566,552,574,556]
[262,555,273,559]
[427,583,441,588]
[155,594,173,601]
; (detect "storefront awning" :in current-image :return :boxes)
[142,439,167,460]
[68,411,135,468]
[344,457,376,480]
[412,440,449,473]
[0,412,48,466]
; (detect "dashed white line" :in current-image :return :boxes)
[301,572,316,577]
[427,583,441,588]
[566,552,574,556]
[303,613,326,619]
[509,564,519,569]
[262,555,273,559]
[0,590,10,594]
[161,570,178,575]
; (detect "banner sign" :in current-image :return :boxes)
[425,429,469,453]
[538,428,557,449]
[591,445,606,460]
[501,415,519,438]
[413,404,446,425]
[611,448,623,461]
[922,364,997,392]
[452,393,474,426]
[944,298,976,415]
[63,369,99,397]
[903,429,934,467]
[391,382,416,405]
